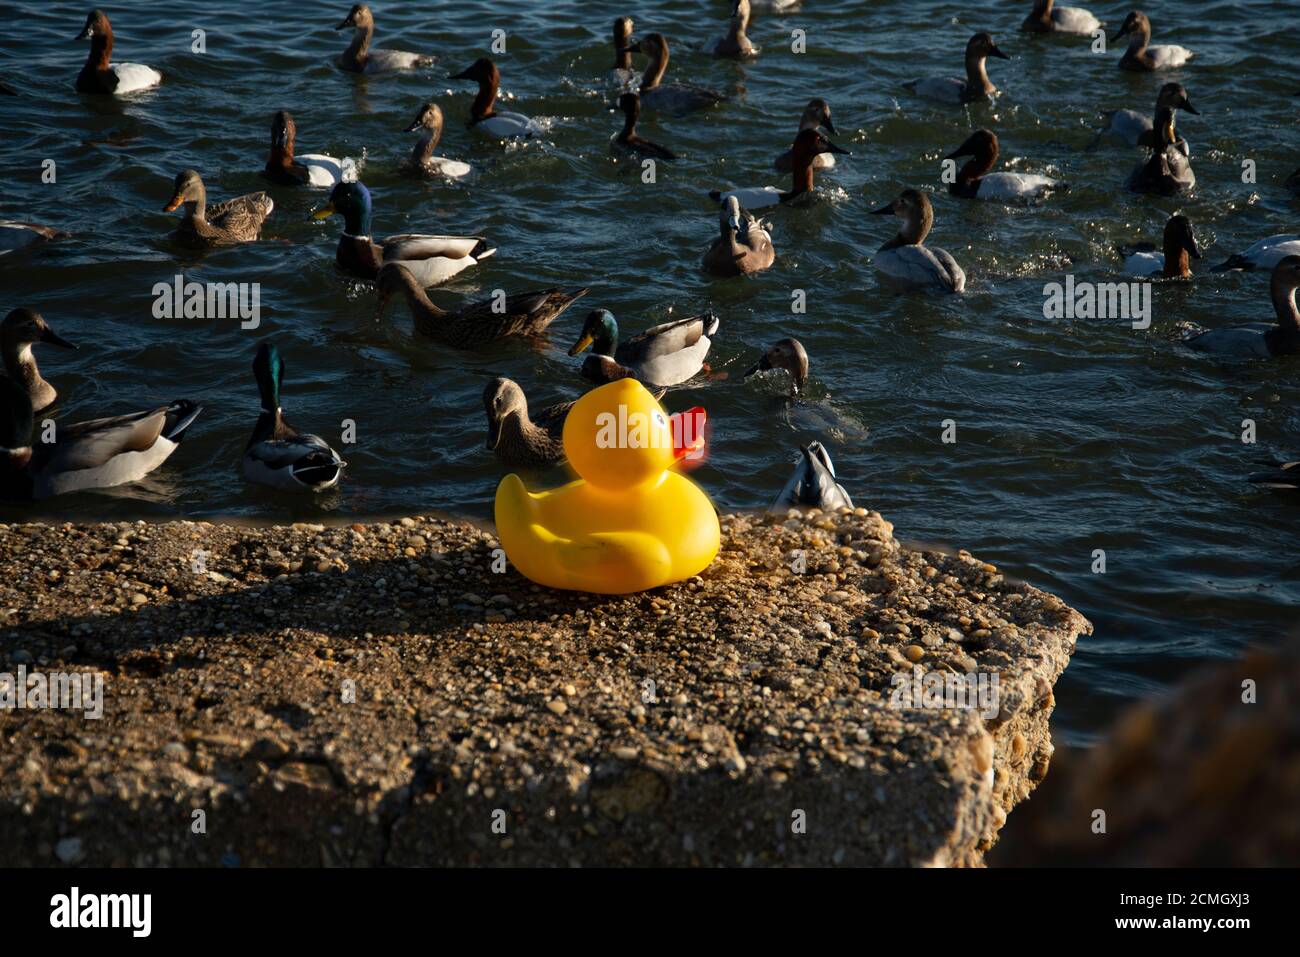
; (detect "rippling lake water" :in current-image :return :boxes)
[2,0,1297,743]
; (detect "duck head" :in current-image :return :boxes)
[622,32,668,60]
[946,128,999,184]
[1112,10,1150,44]
[252,341,284,413]
[451,57,499,86]
[1163,214,1200,260]
[800,97,836,135]
[1,308,77,359]
[1155,82,1198,114]
[613,17,634,69]
[335,3,373,31]
[871,188,935,246]
[163,169,206,214]
[405,102,445,141]
[484,376,528,450]
[967,32,1010,62]
[744,337,809,394]
[76,9,111,42]
[569,309,619,358]
[313,179,373,235]
[791,127,849,163]
[562,378,705,488]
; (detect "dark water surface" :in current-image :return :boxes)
[2,0,1298,743]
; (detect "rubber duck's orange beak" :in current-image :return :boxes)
[671,407,707,465]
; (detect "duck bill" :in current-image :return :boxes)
[403,119,422,132]
[75,25,93,41]
[311,202,337,221]
[1188,235,1202,259]
[989,45,1010,60]
[869,202,895,215]
[742,355,772,379]
[40,328,77,350]
[162,193,184,212]
[567,333,594,357]
[486,418,502,450]
[825,139,851,156]
[1182,100,1200,115]
[449,67,474,81]
[621,40,643,54]
[1110,26,1129,43]
[670,407,707,465]
[335,16,355,30]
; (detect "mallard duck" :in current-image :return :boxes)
[1248,458,1300,491]
[1126,107,1195,195]
[1,309,76,412]
[1113,10,1193,71]
[163,170,274,248]
[450,58,542,138]
[335,3,432,73]
[1183,255,1300,358]
[1021,0,1102,35]
[709,128,849,210]
[243,342,346,493]
[623,33,726,113]
[263,110,354,188]
[770,442,854,512]
[946,130,1058,201]
[313,180,494,286]
[375,262,587,348]
[403,103,473,181]
[775,99,837,172]
[744,338,808,395]
[1120,214,1199,277]
[484,377,572,469]
[707,0,757,57]
[567,309,719,386]
[904,33,1010,104]
[0,378,200,500]
[871,189,966,293]
[613,93,677,160]
[703,195,774,276]
[0,221,69,260]
[75,9,161,95]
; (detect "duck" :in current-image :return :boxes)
[770,442,854,512]
[1021,0,1102,34]
[74,9,161,95]
[774,99,837,172]
[163,170,274,248]
[484,377,572,469]
[613,92,677,160]
[493,377,718,594]
[623,33,726,113]
[743,338,808,395]
[1113,10,1193,71]
[1183,256,1300,358]
[0,378,200,501]
[1,309,77,413]
[702,195,775,276]
[610,17,638,89]
[450,58,542,139]
[904,33,1010,105]
[1212,234,1300,272]
[0,221,69,260]
[871,189,966,294]
[313,180,494,286]
[402,103,473,181]
[262,110,355,188]
[707,0,757,57]
[1096,82,1197,153]
[242,342,346,493]
[945,129,1058,201]
[568,309,719,387]
[1247,458,1300,491]
[1125,107,1195,195]
[709,128,849,210]
[375,262,587,348]
[335,4,432,73]
[1119,213,1200,277]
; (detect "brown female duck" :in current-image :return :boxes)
[0,309,77,412]
[484,377,572,469]
[702,195,774,276]
[163,170,274,247]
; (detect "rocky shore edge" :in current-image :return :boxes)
[0,508,1091,866]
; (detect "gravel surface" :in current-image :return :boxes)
[0,508,1090,866]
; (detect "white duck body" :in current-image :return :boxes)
[417,156,473,181]
[296,154,355,188]
[1049,6,1102,33]
[1186,324,1276,358]
[876,245,966,293]
[382,235,496,286]
[105,63,162,94]
[1143,44,1193,69]
[1217,235,1300,271]
[713,186,784,210]
[1124,250,1165,275]
[907,76,968,104]
[971,172,1057,200]
[474,111,541,139]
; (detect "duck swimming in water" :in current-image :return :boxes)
[624,33,726,113]
[313,180,494,287]
[1212,234,1300,272]
[1183,256,1300,358]
[451,58,542,139]
[771,442,853,512]
[744,338,808,395]
[1021,0,1102,35]
[0,379,200,501]
[402,103,473,181]
[904,33,1010,105]
[709,128,848,210]
[0,221,69,260]
[376,263,587,348]
[1126,107,1195,195]
[871,189,966,294]
[484,377,571,469]
[613,93,677,160]
[610,17,637,89]
[707,0,757,57]
[0,309,76,413]
[1096,82,1197,153]
[334,4,432,73]
[243,342,346,493]
[163,170,274,248]
[262,110,355,188]
[774,99,838,172]
[703,196,775,276]
[568,309,719,387]
[74,9,161,95]
[1119,213,1200,278]
[945,129,1058,201]
[1113,10,1193,71]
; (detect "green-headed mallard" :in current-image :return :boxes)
[0,220,70,260]
[1,308,77,412]
[243,342,346,492]
[484,377,572,469]
[703,195,774,276]
[744,337,808,395]
[263,110,355,188]
[163,170,274,248]
[403,103,473,181]
[567,309,718,386]
[314,180,494,287]
[375,262,587,348]
[0,378,200,500]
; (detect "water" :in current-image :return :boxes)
[2,0,1297,743]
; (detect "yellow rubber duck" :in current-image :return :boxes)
[494,379,720,594]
